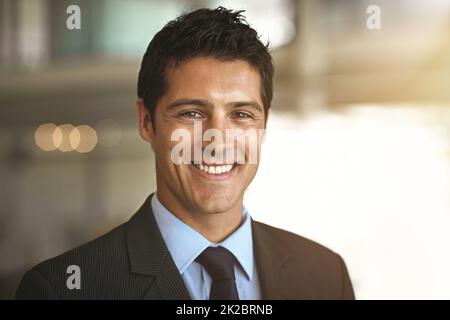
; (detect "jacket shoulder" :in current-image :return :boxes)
[254,220,339,258]
[16,222,149,299]
[34,223,127,273]
[253,220,355,299]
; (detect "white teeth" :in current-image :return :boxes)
[192,163,235,175]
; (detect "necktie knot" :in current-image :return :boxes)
[195,246,239,300]
[196,246,236,280]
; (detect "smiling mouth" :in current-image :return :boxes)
[190,162,237,175]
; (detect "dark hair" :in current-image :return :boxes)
[137,6,274,130]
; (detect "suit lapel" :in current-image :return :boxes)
[126,194,191,300]
[252,220,291,299]
[142,254,191,300]
[253,220,327,299]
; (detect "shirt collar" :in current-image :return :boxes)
[151,194,255,281]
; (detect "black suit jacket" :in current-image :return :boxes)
[16,194,355,299]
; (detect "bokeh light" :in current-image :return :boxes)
[34,123,58,151]
[52,124,75,152]
[70,125,98,153]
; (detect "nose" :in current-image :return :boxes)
[201,109,231,161]
[205,109,228,133]
[201,109,228,149]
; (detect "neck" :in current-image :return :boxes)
[156,189,244,243]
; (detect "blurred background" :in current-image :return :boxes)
[1,0,450,299]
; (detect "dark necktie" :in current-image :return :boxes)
[196,246,239,300]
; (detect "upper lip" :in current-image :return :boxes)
[191,161,236,166]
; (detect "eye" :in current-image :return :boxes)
[233,111,253,119]
[180,110,204,119]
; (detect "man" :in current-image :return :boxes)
[16,7,354,300]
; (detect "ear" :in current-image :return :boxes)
[264,107,270,129]
[136,99,154,144]
[261,108,269,143]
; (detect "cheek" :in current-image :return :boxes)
[151,136,175,168]
[164,126,196,155]
[242,138,263,165]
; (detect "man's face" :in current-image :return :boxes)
[139,57,266,215]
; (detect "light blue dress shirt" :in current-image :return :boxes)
[151,194,261,300]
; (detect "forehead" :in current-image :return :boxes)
[163,57,262,105]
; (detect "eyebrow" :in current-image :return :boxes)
[165,98,264,113]
[229,101,264,113]
[166,99,213,110]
